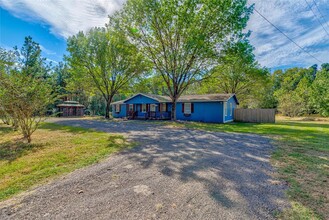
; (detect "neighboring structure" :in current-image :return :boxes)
[111,93,238,123]
[57,101,84,117]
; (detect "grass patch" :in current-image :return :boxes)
[0,122,131,201]
[170,118,329,219]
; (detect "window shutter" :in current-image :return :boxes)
[146,104,149,112]
[119,104,121,112]
[191,103,194,113]
[166,103,168,112]
[182,103,185,113]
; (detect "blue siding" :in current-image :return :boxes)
[112,104,127,118]
[223,96,237,123]
[125,94,159,104]
[111,94,238,123]
[176,102,224,123]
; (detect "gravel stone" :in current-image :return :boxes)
[0,118,289,220]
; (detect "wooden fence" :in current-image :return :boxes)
[234,109,276,123]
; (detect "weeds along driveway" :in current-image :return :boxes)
[0,119,288,220]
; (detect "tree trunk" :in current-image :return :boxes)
[105,101,110,119]
[105,96,113,119]
[27,135,31,143]
[171,100,177,121]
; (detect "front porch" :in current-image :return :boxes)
[126,103,171,120]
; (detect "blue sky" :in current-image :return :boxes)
[0,0,328,69]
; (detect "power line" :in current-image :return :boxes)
[253,8,323,64]
[310,0,329,31]
[304,0,329,38]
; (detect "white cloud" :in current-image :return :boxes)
[40,45,56,55]
[247,0,329,68]
[46,58,58,64]
[1,0,328,68]
[0,0,125,38]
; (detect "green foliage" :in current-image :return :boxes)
[0,37,57,143]
[311,69,329,116]
[118,0,253,119]
[66,27,148,118]
[273,66,326,117]
[88,93,106,116]
[192,39,271,108]
[0,122,130,201]
[13,36,49,78]
[0,47,16,72]
[0,72,56,143]
[51,62,70,96]
[129,74,168,95]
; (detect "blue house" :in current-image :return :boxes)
[111,93,239,123]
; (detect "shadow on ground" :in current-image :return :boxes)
[53,119,287,218]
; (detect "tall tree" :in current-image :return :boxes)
[0,41,56,142]
[311,68,329,116]
[117,0,253,120]
[14,36,48,78]
[213,40,267,95]
[66,27,148,118]
[274,67,315,116]
[0,47,16,124]
[187,39,270,108]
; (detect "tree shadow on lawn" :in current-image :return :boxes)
[0,140,44,162]
[0,125,16,135]
[50,119,289,218]
[39,122,94,134]
[278,121,329,129]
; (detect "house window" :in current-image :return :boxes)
[230,103,233,116]
[115,104,120,113]
[150,104,156,112]
[129,104,134,111]
[142,104,146,112]
[184,103,191,114]
[160,103,167,112]
[224,102,227,117]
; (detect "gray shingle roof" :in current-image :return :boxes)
[111,93,238,105]
[57,101,84,107]
[178,94,235,102]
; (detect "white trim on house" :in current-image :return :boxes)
[150,104,156,112]
[184,102,192,114]
[141,104,146,112]
[222,102,225,123]
[224,102,227,117]
[224,119,234,123]
[160,103,167,112]
[230,103,232,116]
[115,104,120,113]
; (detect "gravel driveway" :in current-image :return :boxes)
[0,119,288,220]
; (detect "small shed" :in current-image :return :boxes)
[57,101,84,117]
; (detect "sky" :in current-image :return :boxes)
[0,0,328,70]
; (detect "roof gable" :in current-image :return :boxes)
[123,93,171,104]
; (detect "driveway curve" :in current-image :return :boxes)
[0,119,288,220]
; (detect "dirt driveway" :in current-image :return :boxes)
[0,119,288,219]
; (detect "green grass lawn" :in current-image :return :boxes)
[0,122,131,201]
[172,117,329,219]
